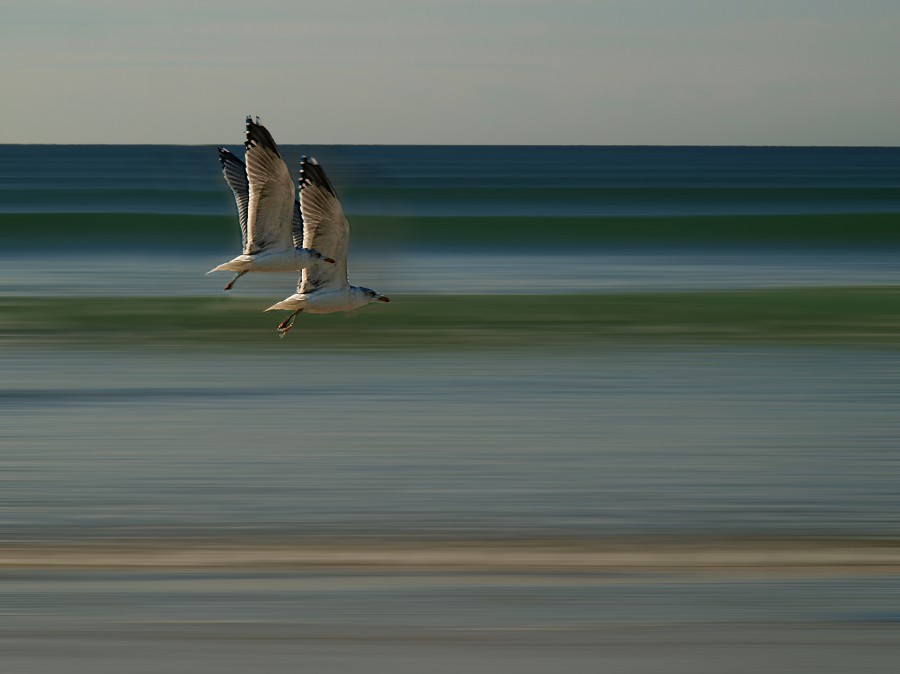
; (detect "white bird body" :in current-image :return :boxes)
[267,286,380,315]
[209,118,332,290]
[266,155,389,335]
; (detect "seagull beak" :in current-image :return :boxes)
[377,295,391,303]
[324,257,336,264]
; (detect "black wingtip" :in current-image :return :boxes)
[243,116,281,157]
[244,115,258,140]
[218,146,244,169]
[298,156,337,196]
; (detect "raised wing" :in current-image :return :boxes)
[243,116,294,255]
[297,157,350,294]
[221,146,303,251]
[291,201,304,249]
[218,147,249,250]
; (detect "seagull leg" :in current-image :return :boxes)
[276,310,302,338]
[224,270,247,291]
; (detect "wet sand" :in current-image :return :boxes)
[4,565,900,673]
[4,538,900,574]
[2,622,899,674]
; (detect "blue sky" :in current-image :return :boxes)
[2,0,898,144]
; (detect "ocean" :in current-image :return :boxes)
[2,144,900,671]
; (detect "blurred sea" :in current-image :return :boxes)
[2,145,900,671]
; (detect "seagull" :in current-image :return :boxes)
[265,156,390,337]
[208,116,334,291]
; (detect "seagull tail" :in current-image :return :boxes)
[206,261,239,274]
[265,298,300,312]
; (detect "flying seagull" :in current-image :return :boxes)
[266,156,390,337]
[208,116,334,290]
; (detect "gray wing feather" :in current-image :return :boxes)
[218,147,249,250]
[243,116,294,255]
[297,157,350,294]
[291,201,304,249]
[221,146,303,251]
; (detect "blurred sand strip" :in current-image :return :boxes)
[3,540,900,573]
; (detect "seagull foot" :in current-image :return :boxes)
[276,311,301,338]
[224,270,247,291]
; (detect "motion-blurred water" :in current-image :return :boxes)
[2,347,900,541]
[3,145,899,215]
[2,144,900,671]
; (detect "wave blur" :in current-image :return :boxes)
[2,144,900,671]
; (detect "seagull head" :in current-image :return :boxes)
[360,287,390,304]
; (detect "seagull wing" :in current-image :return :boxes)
[243,116,294,255]
[217,147,249,250]
[220,146,302,251]
[291,200,304,250]
[297,157,350,294]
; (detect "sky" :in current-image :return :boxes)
[2,0,898,145]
